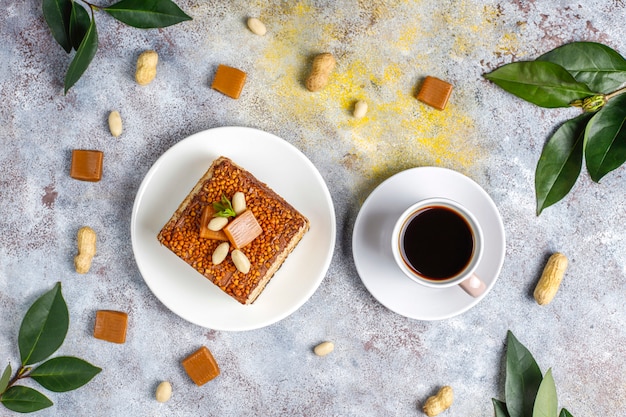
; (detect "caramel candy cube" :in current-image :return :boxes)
[93,310,128,344]
[199,206,229,240]
[200,228,228,240]
[211,64,247,99]
[182,346,220,386]
[416,76,453,110]
[223,209,262,249]
[70,150,103,182]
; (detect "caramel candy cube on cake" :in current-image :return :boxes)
[211,64,247,99]
[70,149,103,182]
[224,209,262,249]
[93,310,128,344]
[199,206,229,240]
[182,346,220,386]
[416,76,453,110]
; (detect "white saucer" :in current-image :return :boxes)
[352,167,505,320]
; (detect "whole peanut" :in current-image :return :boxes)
[232,192,246,214]
[155,381,172,403]
[313,341,334,356]
[135,50,158,86]
[74,226,96,274]
[212,242,230,265]
[305,53,336,92]
[353,100,368,118]
[231,249,250,274]
[247,17,267,36]
[108,110,123,137]
[208,217,228,231]
[534,253,568,305]
[423,386,454,417]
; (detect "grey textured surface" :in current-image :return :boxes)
[1,1,626,416]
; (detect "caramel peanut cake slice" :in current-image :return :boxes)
[157,157,310,304]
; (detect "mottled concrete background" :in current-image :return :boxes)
[1,1,626,416]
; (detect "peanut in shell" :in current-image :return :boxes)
[534,252,568,305]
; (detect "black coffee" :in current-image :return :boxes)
[400,205,474,280]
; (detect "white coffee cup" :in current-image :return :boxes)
[391,197,486,297]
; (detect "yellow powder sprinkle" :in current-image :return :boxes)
[393,25,419,53]
[496,32,524,58]
[255,0,494,188]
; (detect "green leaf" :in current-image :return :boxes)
[30,356,101,392]
[484,61,595,108]
[69,1,91,51]
[585,94,626,182]
[505,331,543,417]
[535,113,592,214]
[64,13,98,93]
[0,364,11,394]
[533,369,558,417]
[18,282,68,366]
[213,194,236,218]
[538,42,626,93]
[559,408,574,417]
[42,0,73,53]
[493,399,511,417]
[0,385,53,413]
[104,0,192,29]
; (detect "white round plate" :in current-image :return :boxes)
[352,167,505,320]
[131,127,336,331]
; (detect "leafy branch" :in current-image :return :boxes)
[493,331,574,417]
[0,283,101,413]
[42,0,192,93]
[484,42,626,215]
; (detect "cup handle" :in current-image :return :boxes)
[458,273,486,298]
